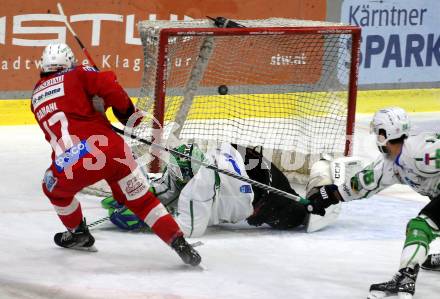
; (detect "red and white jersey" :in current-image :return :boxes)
[31,65,134,173]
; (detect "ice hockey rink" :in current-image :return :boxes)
[1,113,439,299]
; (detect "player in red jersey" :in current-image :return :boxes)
[31,43,201,266]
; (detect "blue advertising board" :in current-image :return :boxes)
[341,0,440,84]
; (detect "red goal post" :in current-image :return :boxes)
[133,18,361,182]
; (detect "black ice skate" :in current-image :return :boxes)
[421,253,440,271]
[54,219,97,252]
[171,236,201,267]
[367,266,419,299]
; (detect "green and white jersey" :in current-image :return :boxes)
[339,132,440,201]
[151,143,254,237]
[150,143,206,209]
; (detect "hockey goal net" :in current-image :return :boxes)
[131,18,361,183]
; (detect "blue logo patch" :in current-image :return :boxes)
[240,185,252,193]
[54,140,90,172]
[44,170,58,192]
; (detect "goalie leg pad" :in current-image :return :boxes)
[306,160,332,194]
[101,196,124,210]
[109,207,149,231]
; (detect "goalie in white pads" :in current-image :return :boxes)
[156,143,254,237]
[103,143,309,237]
[306,107,440,298]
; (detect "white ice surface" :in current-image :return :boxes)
[1,114,440,299]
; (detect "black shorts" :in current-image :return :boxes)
[420,196,440,228]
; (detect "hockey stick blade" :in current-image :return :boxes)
[367,291,385,299]
[207,16,246,28]
[190,241,204,248]
[63,245,98,253]
[366,290,407,299]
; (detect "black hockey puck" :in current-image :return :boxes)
[218,85,228,95]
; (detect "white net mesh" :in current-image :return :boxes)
[133,18,359,182]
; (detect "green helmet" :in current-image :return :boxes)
[167,144,205,186]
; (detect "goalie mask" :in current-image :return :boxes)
[41,43,76,73]
[370,107,410,153]
[167,144,205,186]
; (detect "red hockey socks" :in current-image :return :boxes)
[49,196,83,231]
[126,193,182,244]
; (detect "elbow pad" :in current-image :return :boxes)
[112,104,134,125]
[112,104,143,127]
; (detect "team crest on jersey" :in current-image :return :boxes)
[43,170,58,192]
[125,177,145,196]
[118,168,149,201]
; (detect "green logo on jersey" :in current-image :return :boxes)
[415,149,440,168]
[362,170,375,185]
[350,169,374,191]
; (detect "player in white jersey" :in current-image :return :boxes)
[102,143,309,237]
[306,107,440,298]
[156,143,254,237]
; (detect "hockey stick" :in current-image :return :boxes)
[112,126,309,204]
[207,16,246,28]
[57,3,98,70]
[87,215,110,230]
[57,3,311,207]
[89,213,206,248]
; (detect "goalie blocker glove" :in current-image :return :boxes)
[306,185,342,216]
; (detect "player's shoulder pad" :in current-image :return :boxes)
[408,133,440,176]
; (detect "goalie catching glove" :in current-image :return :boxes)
[306,184,343,216]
